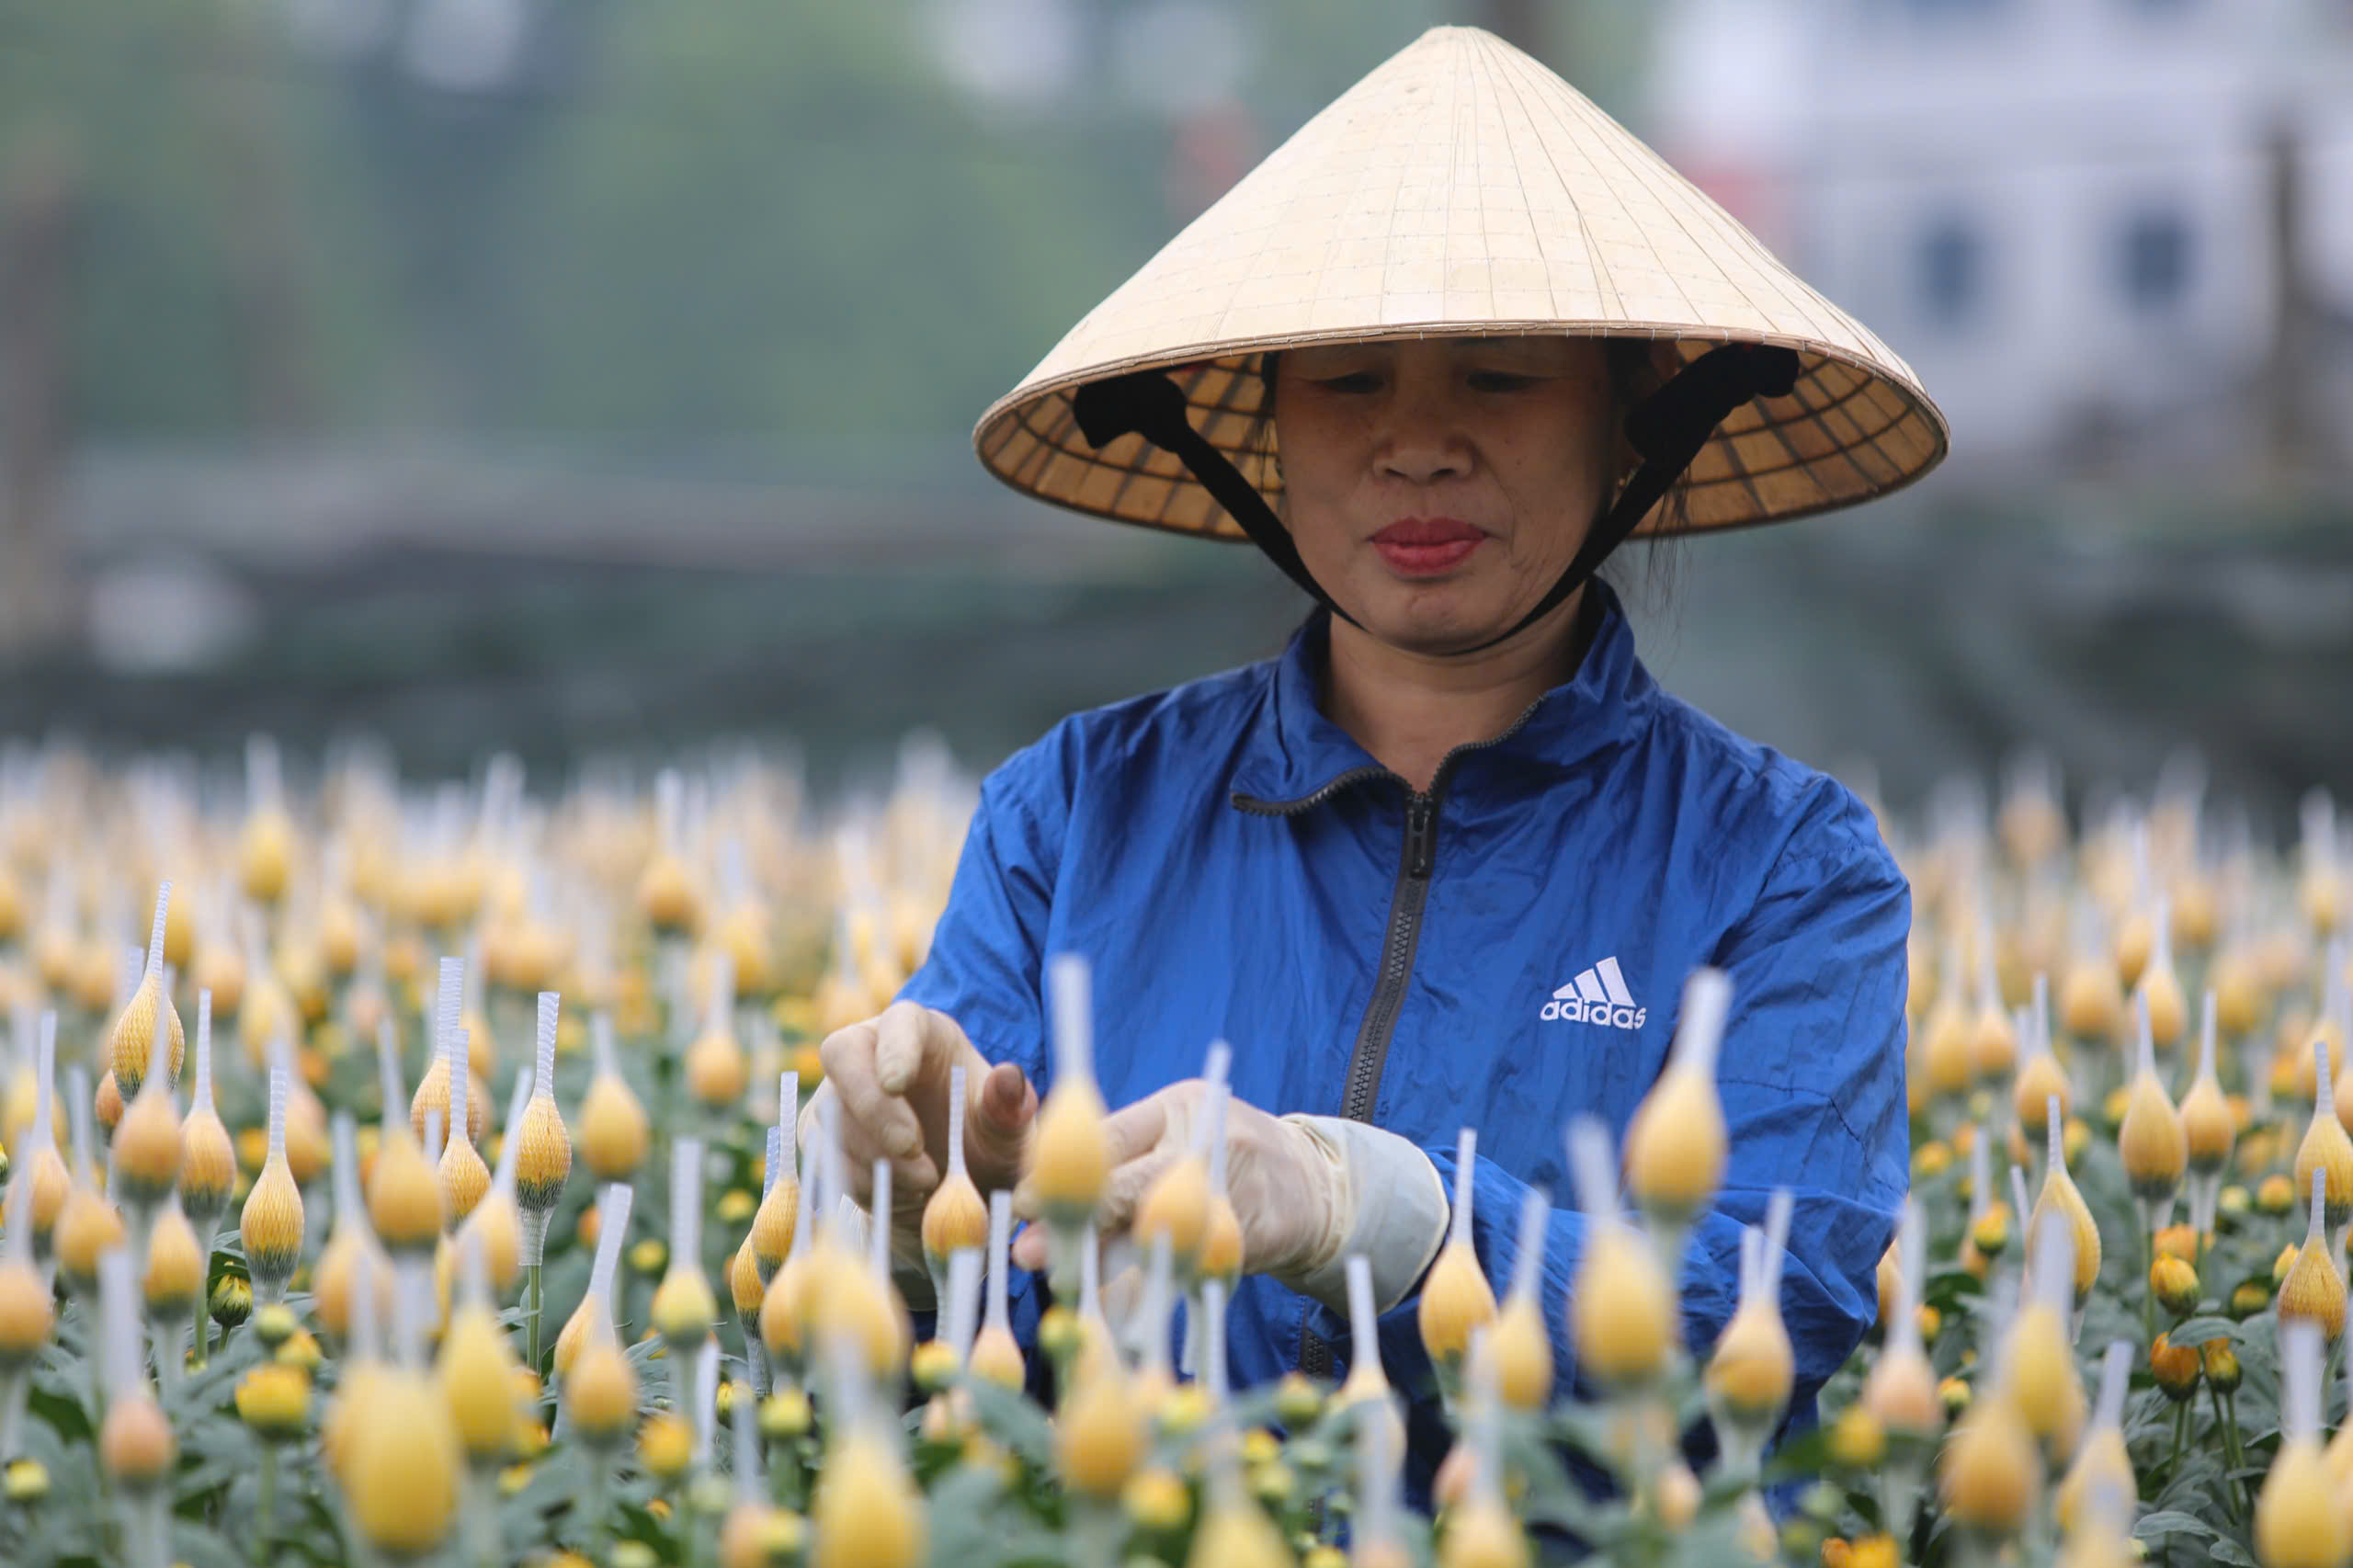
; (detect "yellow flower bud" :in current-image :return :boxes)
[369,1130,444,1255]
[1417,1241,1497,1376]
[729,1238,765,1329]
[1183,1493,1291,1568]
[2059,955,2123,1046]
[640,1413,694,1481]
[1441,1490,1531,1568]
[1489,1295,1552,1413]
[1623,1065,1724,1225]
[344,1371,462,1558]
[1572,1222,1673,1390]
[99,1392,176,1491]
[1707,1298,1795,1429]
[2257,1438,2347,1568]
[1029,1075,1109,1224]
[2150,1256,2201,1319]
[510,1094,572,1216]
[235,1363,312,1441]
[1122,1467,1191,1531]
[811,1429,925,1568]
[108,971,184,1102]
[652,1264,718,1354]
[2149,1334,2202,1401]
[563,1333,640,1447]
[1861,1341,1940,1443]
[142,1203,204,1320]
[687,1028,749,1112]
[2001,1302,2085,1465]
[1136,1152,1211,1267]
[578,1072,649,1182]
[968,1324,1025,1390]
[0,1259,55,1372]
[438,1132,491,1230]
[438,1302,522,1463]
[2118,1068,2186,1205]
[2182,1074,2234,1176]
[55,1185,125,1295]
[1056,1370,1148,1498]
[241,1156,305,1296]
[920,1171,987,1269]
[2014,1054,2071,1143]
[1939,1398,2041,1541]
[180,1103,237,1221]
[750,1170,798,1282]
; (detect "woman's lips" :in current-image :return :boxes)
[1370,517,1484,577]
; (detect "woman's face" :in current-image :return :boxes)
[1272,335,1620,656]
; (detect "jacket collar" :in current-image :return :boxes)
[1231,579,1654,812]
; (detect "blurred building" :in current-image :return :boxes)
[1647,0,2353,477]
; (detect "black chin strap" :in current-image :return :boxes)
[1071,341,1802,656]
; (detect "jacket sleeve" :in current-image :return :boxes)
[893,755,1067,1092]
[892,749,1071,1369]
[1329,792,1910,1479]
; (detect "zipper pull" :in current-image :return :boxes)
[1407,795,1437,879]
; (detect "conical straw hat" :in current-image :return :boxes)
[975,26,1947,539]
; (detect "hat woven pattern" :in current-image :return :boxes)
[977,27,1947,539]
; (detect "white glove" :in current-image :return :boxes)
[1010,1078,1448,1314]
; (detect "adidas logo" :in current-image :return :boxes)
[1540,957,1647,1029]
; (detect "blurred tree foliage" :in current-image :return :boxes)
[0,0,1651,449]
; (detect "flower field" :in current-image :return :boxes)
[0,741,2347,1567]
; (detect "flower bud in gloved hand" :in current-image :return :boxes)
[1009,1080,1449,1315]
[801,1000,1039,1306]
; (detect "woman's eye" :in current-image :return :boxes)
[1467,370,1538,392]
[1312,371,1382,393]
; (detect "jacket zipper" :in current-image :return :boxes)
[1234,703,1548,1384]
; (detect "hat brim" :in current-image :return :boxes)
[974,323,1948,541]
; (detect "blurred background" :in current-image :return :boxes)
[2,0,2349,823]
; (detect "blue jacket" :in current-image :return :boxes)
[898,582,1910,1490]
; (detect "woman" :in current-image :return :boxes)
[813,26,1946,1487]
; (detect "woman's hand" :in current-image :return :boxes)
[1006,1078,1338,1283]
[801,1001,1037,1208]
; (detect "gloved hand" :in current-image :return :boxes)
[1009,1078,1448,1313]
[801,1001,1037,1306]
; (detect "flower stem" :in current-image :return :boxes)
[257,1444,278,1562]
[192,1296,210,1369]
[526,1264,543,1373]
[2206,1381,2244,1524]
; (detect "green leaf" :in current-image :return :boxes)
[2135,1508,2219,1540]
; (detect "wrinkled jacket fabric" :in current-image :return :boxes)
[898,582,1910,1491]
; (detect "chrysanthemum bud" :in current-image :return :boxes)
[142,1201,204,1321]
[579,1017,648,1182]
[1057,1368,1148,1498]
[2256,1320,2344,1568]
[1567,1119,1671,1390]
[2279,1169,2346,1346]
[513,993,573,1226]
[1623,971,1730,1225]
[1417,1131,1496,1376]
[242,1066,305,1301]
[2118,994,2186,1208]
[346,1369,462,1558]
[108,884,184,1099]
[1938,1397,2041,1543]
[2030,1094,2102,1308]
[2149,1334,2201,1402]
[2150,1255,2200,1318]
[236,1363,312,1442]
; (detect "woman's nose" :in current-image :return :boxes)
[1374,385,1473,484]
